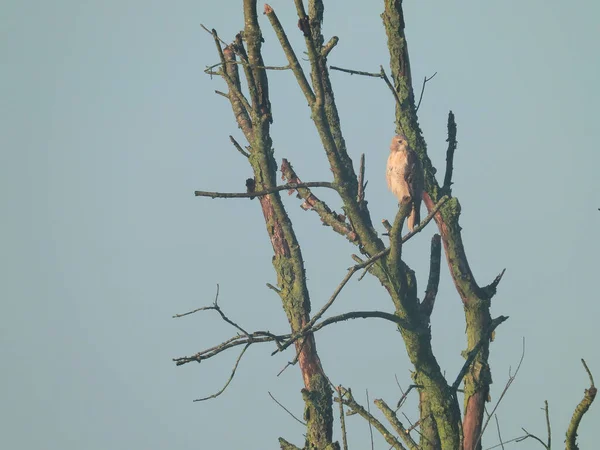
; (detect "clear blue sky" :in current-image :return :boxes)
[2,1,598,449]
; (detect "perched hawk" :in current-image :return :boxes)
[386,134,424,232]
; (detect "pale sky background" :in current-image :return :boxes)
[2,1,599,449]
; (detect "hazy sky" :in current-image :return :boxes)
[2,1,599,449]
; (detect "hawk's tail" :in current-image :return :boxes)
[408,206,421,232]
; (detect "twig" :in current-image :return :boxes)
[396,384,420,410]
[415,72,437,112]
[173,285,249,335]
[329,65,403,114]
[357,153,366,204]
[337,386,349,450]
[229,135,249,158]
[270,264,361,356]
[266,282,281,293]
[494,415,505,450]
[544,400,551,449]
[200,23,227,45]
[484,435,529,449]
[277,338,308,377]
[520,427,548,449]
[193,343,250,402]
[268,391,306,426]
[195,181,337,199]
[442,110,457,194]
[477,338,526,446]
[366,390,375,450]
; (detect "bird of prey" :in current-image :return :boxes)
[386,134,424,232]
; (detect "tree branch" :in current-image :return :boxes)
[336,387,408,450]
[477,338,526,446]
[268,391,306,426]
[442,110,457,194]
[264,4,315,104]
[420,234,441,317]
[193,343,250,402]
[195,182,336,199]
[281,158,357,242]
[566,359,596,450]
[415,72,438,113]
[375,398,419,450]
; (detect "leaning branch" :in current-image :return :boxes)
[336,387,407,450]
[375,399,419,450]
[281,158,357,242]
[264,4,315,104]
[565,359,596,450]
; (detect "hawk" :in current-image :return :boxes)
[386,134,424,232]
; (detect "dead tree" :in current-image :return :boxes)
[173,1,595,449]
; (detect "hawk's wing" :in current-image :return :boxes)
[403,147,424,201]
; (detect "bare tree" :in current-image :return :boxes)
[173,1,596,449]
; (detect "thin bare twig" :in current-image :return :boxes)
[268,391,306,426]
[520,427,548,449]
[415,72,437,112]
[193,343,250,402]
[494,415,505,450]
[195,181,337,199]
[329,65,403,115]
[277,338,308,377]
[200,23,227,45]
[337,386,349,450]
[396,384,420,410]
[173,284,249,335]
[477,338,526,446]
[366,390,375,450]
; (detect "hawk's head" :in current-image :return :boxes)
[390,134,409,153]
